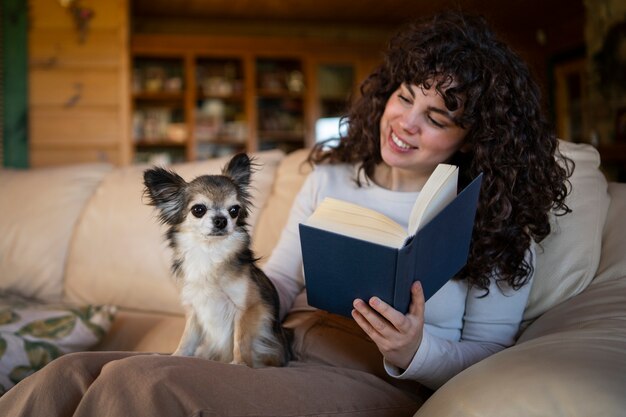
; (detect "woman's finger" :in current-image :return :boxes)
[408,281,425,319]
[367,296,408,333]
[352,299,392,335]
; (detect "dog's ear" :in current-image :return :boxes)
[143,167,187,225]
[222,153,252,188]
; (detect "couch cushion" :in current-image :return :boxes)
[416,279,626,417]
[593,182,626,285]
[95,309,185,353]
[523,141,610,322]
[0,164,112,302]
[252,149,311,262]
[64,150,284,314]
[0,294,115,395]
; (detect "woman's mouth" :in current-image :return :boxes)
[389,132,416,152]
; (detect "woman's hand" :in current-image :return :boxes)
[352,281,425,371]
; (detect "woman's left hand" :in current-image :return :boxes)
[352,281,425,371]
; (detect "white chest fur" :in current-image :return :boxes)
[176,231,249,359]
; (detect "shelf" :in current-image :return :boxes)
[256,89,305,99]
[320,94,351,101]
[129,35,380,163]
[133,92,185,101]
[258,131,305,142]
[132,56,185,99]
[197,92,245,101]
[197,137,247,145]
[135,140,187,147]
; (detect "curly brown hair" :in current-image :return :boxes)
[308,11,573,292]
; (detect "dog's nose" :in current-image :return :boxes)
[213,215,227,230]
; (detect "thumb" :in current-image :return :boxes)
[408,281,425,318]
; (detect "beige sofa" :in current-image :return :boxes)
[1,141,625,415]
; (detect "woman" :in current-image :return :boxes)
[0,11,571,417]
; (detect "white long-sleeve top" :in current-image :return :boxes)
[262,163,533,390]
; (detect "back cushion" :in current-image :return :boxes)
[523,141,610,322]
[64,150,283,314]
[252,149,311,262]
[593,182,626,285]
[0,164,112,301]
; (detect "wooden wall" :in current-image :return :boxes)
[28,0,130,167]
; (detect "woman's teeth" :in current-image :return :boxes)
[391,132,412,150]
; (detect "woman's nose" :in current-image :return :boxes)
[399,110,420,134]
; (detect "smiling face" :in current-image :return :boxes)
[378,82,469,190]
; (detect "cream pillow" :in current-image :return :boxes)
[0,164,112,302]
[523,140,610,322]
[64,150,284,314]
[252,148,311,262]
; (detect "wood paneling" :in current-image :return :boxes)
[30,107,121,145]
[30,30,124,69]
[30,0,125,29]
[30,147,121,167]
[30,69,121,106]
[28,0,130,167]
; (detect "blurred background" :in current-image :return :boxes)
[1,0,625,180]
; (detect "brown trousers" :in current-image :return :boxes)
[0,311,427,417]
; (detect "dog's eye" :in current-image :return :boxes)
[191,204,207,218]
[228,205,240,219]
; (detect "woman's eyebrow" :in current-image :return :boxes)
[403,84,417,98]
[428,106,456,121]
[403,83,458,122]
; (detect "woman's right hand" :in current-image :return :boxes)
[352,281,425,370]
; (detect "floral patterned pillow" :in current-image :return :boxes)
[0,295,116,395]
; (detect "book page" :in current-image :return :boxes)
[408,164,458,235]
[305,198,408,248]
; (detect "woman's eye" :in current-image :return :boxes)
[228,205,241,219]
[191,204,207,218]
[398,94,411,104]
[428,116,445,128]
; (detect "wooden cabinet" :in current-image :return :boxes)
[255,58,307,153]
[195,57,248,159]
[130,34,383,163]
[131,56,187,163]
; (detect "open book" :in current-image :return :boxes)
[299,164,483,317]
[305,164,459,248]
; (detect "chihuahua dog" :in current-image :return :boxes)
[143,153,291,367]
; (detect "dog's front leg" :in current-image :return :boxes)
[231,314,247,366]
[232,309,257,366]
[232,304,267,367]
[173,312,202,356]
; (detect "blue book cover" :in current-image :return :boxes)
[299,174,482,317]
